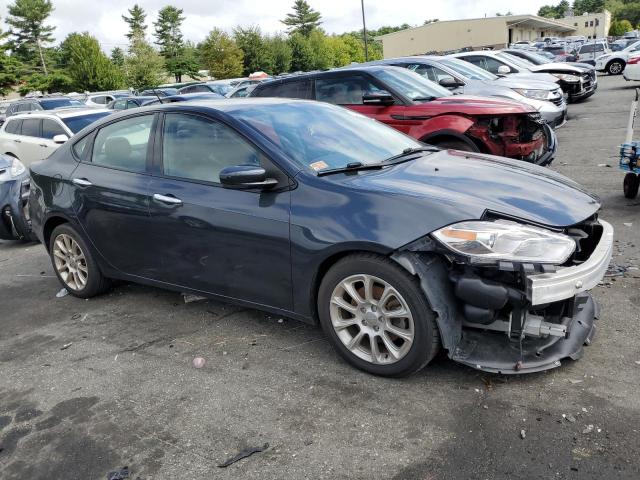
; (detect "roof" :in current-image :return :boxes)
[10,108,110,120]
[375,14,576,41]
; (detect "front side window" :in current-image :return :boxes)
[91,96,107,105]
[316,76,382,104]
[112,100,127,110]
[21,118,41,137]
[440,58,497,80]
[255,80,312,100]
[408,64,457,84]
[372,68,452,101]
[161,113,261,183]
[42,119,67,139]
[91,115,153,172]
[63,112,111,134]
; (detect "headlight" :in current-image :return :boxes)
[432,220,576,264]
[10,158,26,177]
[553,73,580,82]
[512,88,551,101]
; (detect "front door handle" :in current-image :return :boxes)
[39,144,48,148]
[153,193,183,206]
[72,178,93,187]
[13,139,21,144]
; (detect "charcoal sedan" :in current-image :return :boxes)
[29,99,613,377]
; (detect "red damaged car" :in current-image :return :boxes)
[251,65,556,165]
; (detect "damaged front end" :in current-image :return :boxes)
[393,216,613,374]
[0,156,34,242]
[467,113,556,166]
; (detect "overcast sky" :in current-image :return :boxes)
[2,0,552,50]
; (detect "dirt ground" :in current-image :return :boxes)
[1,74,639,480]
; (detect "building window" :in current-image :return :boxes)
[574,22,578,26]
[596,19,599,26]
[589,20,594,27]
[585,21,588,27]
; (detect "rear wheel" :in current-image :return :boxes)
[317,253,440,377]
[624,173,639,199]
[430,138,478,153]
[49,224,110,298]
[608,60,624,75]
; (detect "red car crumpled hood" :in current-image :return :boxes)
[427,95,537,115]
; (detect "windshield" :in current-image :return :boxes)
[496,52,534,70]
[439,58,497,80]
[40,98,84,110]
[210,83,233,95]
[372,67,451,101]
[230,102,422,172]
[62,112,111,133]
[624,41,640,52]
[519,52,552,65]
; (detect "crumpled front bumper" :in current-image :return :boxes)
[0,177,33,241]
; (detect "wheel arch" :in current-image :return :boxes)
[607,58,626,71]
[43,215,71,251]
[420,130,483,153]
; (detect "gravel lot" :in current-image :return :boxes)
[1,74,639,480]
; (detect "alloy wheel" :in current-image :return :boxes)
[610,62,623,74]
[52,233,88,290]
[329,274,415,365]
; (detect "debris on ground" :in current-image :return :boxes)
[481,377,494,390]
[217,443,269,468]
[605,264,628,277]
[183,293,207,304]
[563,413,577,423]
[482,405,488,409]
[623,222,633,227]
[597,163,611,167]
[106,466,129,480]
[568,379,583,384]
[249,339,257,346]
[60,343,73,350]
[278,318,284,324]
[56,288,69,298]
[192,357,206,369]
[520,429,526,439]
[583,424,594,434]
[635,360,640,365]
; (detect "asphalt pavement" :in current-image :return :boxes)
[1,74,639,480]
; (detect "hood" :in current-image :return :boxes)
[491,76,560,91]
[429,95,536,115]
[341,150,600,228]
[527,63,583,74]
[508,71,560,85]
[0,154,13,170]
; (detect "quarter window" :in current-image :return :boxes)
[42,119,67,139]
[161,113,261,183]
[4,119,22,134]
[91,115,153,172]
[255,80,313,100]
[112,100,127,110]
[21,118,41,137]
[316,76,381,104]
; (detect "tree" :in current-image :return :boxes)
[59,32,124,91]
[573,0,605,15]
[170,41,201,82]
[537,1,570,19]
[308,29,333,69]
[281,0,322,36]
[288,32,314,71]
[610,18,634,35]
[123,4,147,41]
[111,47,125,67]
[266,34,292,74]
[154,5,187,81]
[199,28,244,79]
[234,26,273,75]
[124,34,165,89]
[5,0,55,74]
[615,3,640,29]
[1,19,22,96]
[18,70,74,95]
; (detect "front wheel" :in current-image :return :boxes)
[624,173,639,199]
[608,60,624,75]
[430,138,478,153]
[317,253,440,377]
[49,224,110,298]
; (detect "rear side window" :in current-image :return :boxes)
[73,135,91,159]
[91,115,154,173]
[580,45,594,53]
[91,96,107,105]
[255,80,312,99]
[4,119,22,134]
[316,76,381,105]
[42,119,67,139]
[112,99,126,110]
[17,103,32,112]
[21,118,41,137]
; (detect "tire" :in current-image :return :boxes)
[624,173,639,199]
[607,60,624,75]
[49,223,110,298]
[317,253,440,377]
[430,138,478,153]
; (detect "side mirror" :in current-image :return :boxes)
[362,92,395,106]
[219,165,277,190]
[439,77,462,89]
[497,65,511,74]
[53,134,69,144]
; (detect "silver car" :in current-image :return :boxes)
[369,56,567,128]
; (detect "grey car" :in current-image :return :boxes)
[368,56,567,128]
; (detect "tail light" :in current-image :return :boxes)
[628,57,640,65]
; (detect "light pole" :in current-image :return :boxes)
[361,0,369,61]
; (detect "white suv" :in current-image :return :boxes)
[595,40,640,75]
[0,109,111,167]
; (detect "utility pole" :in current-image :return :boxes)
[361,0,369,61]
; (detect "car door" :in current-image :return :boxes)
[315,74,411,134]
[146,111,293,310]
[70,113,158,276]
[17,118,45,166]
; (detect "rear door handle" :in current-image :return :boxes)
[39,144,48,148]
[153,193,183,206]
[72,178,93,187]
[13,139,21,144]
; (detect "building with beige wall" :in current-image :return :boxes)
[560,11,611,39]
[376,12,610,58]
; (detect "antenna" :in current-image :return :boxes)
[152,88,164,104]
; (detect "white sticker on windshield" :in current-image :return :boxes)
[310,161,329,171]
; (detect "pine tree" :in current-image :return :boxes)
[234,26,274,75]
[288,32,314,71]
[199,28,244,79]
[124,34,165,89]
[281,0,322,36]
[111,47,125,67]
[154,6,187,82]
[6,0,55,74]
[123,4,147,41]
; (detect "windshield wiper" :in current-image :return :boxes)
[317,147,439,176]
[317,161,387,176]
[412,96,436,101]
[382,146,440,164]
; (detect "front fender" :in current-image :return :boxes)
[409,114,476,141]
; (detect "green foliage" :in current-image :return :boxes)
[537,1,570,19]
[199,28,244,79]
[59,32,124,91]
[614,2,640,28]
[282,0,322,36]
[573,0,605,15]
[5,0,55,73]
[124,34,165,89]
[123,4,147,41]
[288,32,314,71]
[18,70,74,95]
[610,18,634,35]
[308,29,333,70]
[111,47,125,67]
[266,34,292,75]
[154,6,188,81]
[234,26,274,75]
